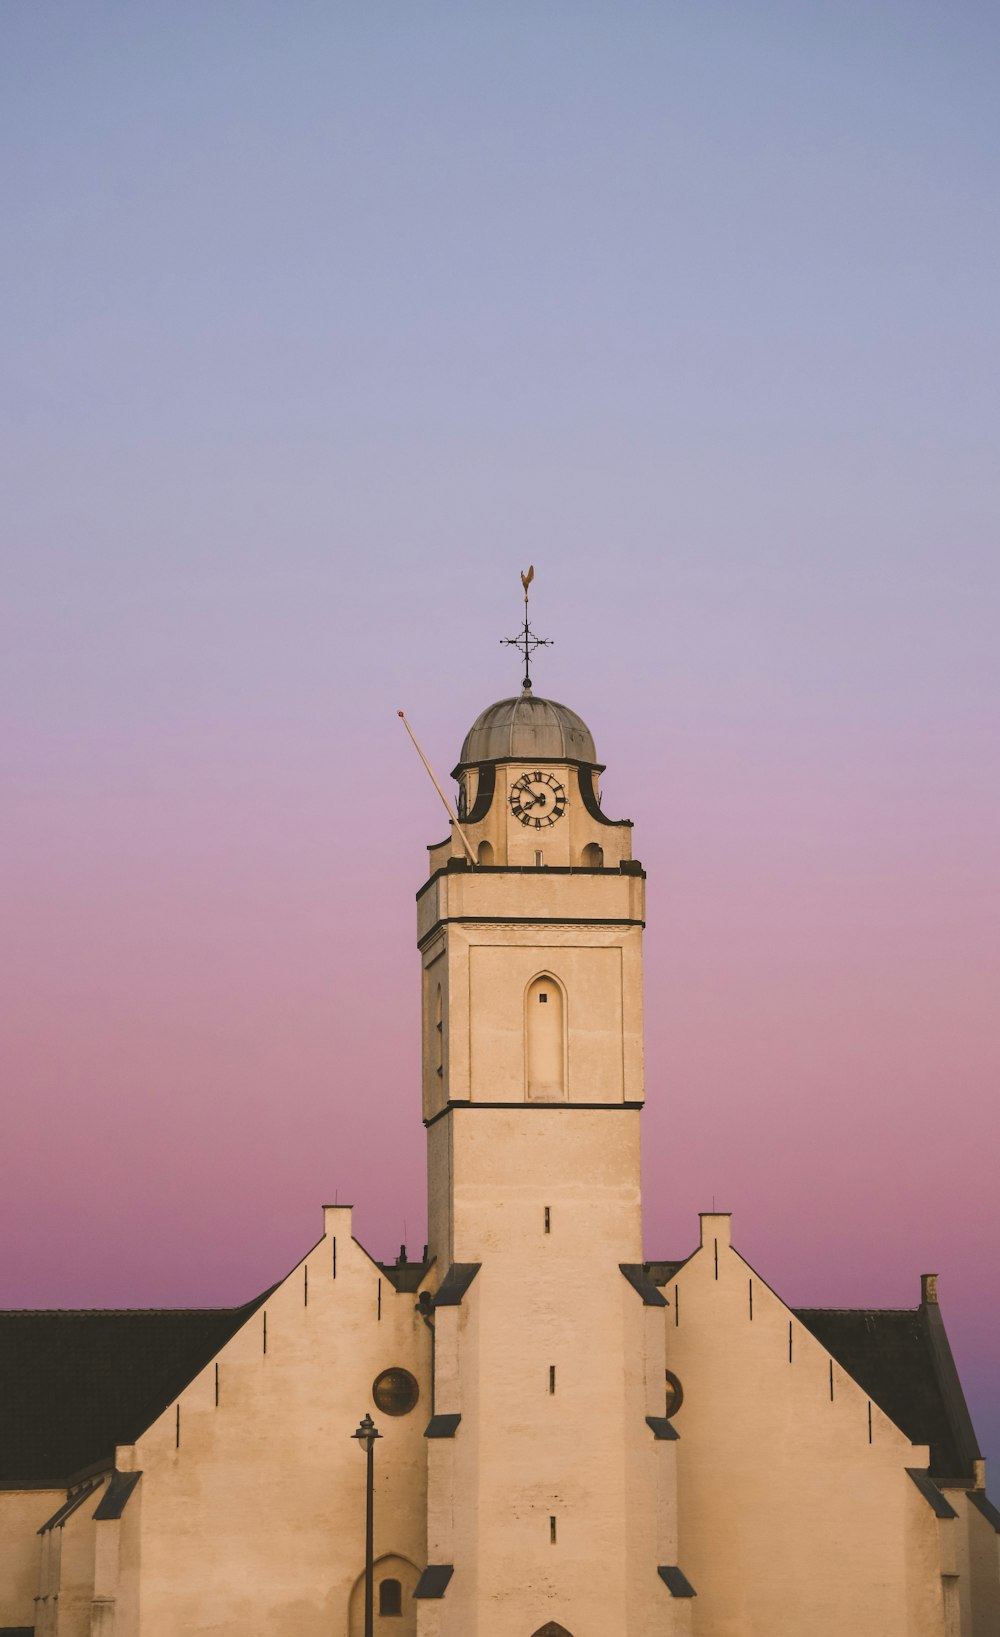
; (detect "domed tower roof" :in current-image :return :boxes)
[459,688,598,768]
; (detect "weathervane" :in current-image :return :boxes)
[501,565,553,692]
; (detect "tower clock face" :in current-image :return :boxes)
[510,771,567,828]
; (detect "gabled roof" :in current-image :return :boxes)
[650,1242,983,1488]
[0,1293,271,1484]
[793,1302,982,1485]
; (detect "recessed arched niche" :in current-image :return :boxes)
[525,975,566,1100]
[477,838,494,865]
[348,1553,419,1635]
[581,842,604,867]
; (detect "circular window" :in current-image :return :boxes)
[664,1369,684,1418]
[372,1367,420,1417]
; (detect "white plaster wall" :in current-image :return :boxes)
[947,1492,1000,1637]
[124,1209,430,1637]
[0,1488,60,1627]
[420,917,644,1111]
[423,1106,683,1636]
[666,1214,947,1637]
[51,1484,99,1637]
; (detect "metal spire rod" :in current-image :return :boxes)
[397,711,477,866]
[501,564,552,691]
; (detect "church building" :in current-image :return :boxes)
[2,630,998,1635]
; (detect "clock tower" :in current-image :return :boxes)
[416,647,682,1632]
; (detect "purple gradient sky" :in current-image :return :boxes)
[2,5,998,1467]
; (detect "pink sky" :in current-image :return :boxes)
[2,3,998,1471]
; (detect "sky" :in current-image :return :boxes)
[2,3,998,1469]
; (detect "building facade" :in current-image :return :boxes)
[2,683,998,1636]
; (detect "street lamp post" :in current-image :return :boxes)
[352,1413,381,1637]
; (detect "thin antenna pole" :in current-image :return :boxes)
[398,712,477,866]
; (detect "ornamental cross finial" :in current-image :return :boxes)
[501,564,552,692]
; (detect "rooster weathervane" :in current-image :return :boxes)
[501,565,553,692]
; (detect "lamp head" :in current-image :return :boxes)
[352,1412,381,1451]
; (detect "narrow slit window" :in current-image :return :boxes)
[549,1364,556,1394]
[544,1206,551,1233]
[549,1515,557,1544]
[534,849,544,867]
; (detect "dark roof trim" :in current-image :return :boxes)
[424,1414,462,1439]
[906,1468,958,1518]
[968,1491,1000,1533]
[432,1265,481,1308]
[92,1469,142,1521]
[922,1300,983,1471]
[38,1480,100,1534]
[414,1564,454,1599]
[619,1264,668,1307]
[424,1101,643,1128]
[577,764,631,828]
[645,1416,680,1441]
[417,857,643,899]
[451,753,608,779]
[463,761,496,823]
[658,1565,697,1597]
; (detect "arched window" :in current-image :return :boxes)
[477,839,494,865]
[379,1577,402,1615]
[526,975,565,1100]
[581,842,603,868]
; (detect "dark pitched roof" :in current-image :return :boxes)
[92,1468,142,1520]
[905,1467,958,1518]
[378,1258,432,1294]
[619,1264,668,1307]
[414,1564,454,1598]
[0,1293,271,1484]
[424,1414,461,1439]
[658,1565,697,1597]
[431,1264,480,1307]
[645,1258,693,1286]
[793,1301,982,1485]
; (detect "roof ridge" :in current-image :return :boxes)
[0,1297,268,1318]
[791,1305,919,1316]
